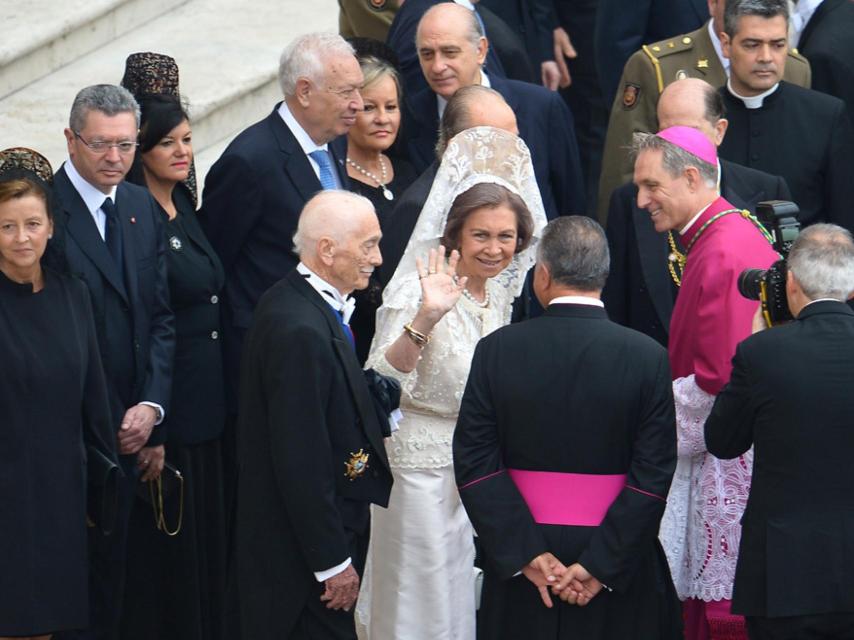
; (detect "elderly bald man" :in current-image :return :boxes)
[236,190,393,640]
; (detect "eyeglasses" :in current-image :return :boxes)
[74,131,138,154]
[324,86,361,101]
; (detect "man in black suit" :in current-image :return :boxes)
[603,77,791,346]
[50,84,175,639]
[718,0,854,232]
[705,223,854,639]
[236,190,392,640]
[795,0,854,127]
[379,85,519,286]
[200,32,361,413]
[402,2,586,218]
[454,215,680,639]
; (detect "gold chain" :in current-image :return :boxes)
[667,231,686,287]
[146,470,185,536]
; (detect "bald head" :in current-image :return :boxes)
[436,86,518,157]
[657,78,728,146]
[416,3,488,98]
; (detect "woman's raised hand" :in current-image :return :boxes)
[416,246,468,320]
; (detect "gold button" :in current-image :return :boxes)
[682,36,692,44]
[667,42,675,48]
[652,45,661,52]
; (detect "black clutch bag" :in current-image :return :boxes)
[363,368,401,438]
[86,444,120,535]
[135,461,184,536]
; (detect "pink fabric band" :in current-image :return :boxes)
[656,125,718,166]
[508,469,627,527]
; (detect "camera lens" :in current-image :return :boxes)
[737,269,766,300]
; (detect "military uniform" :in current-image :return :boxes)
[596,20,811,224]
[338,0,400,42]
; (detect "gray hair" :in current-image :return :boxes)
[724,0,789,38]
[417,3,483,51]
[279,33,356,97]
[292,189,375,257]
[69,84,140,131]
[436,85,505,158]
[632,132,718,188]
[360,55,402,101]
[537,216,610,291]
[787,224,854,301]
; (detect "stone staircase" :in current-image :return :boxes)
[0,0,339,188]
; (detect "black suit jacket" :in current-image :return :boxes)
[705,300,854,618]
[454,304,680,637]
[236,270,392,638]
[50,165,175,445]
[199,105,349,407]
[594,0,706,106]
[402,74,586,218]
[798,0,854,128]
[602,160,791,346]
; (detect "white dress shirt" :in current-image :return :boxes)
[278,101,339,187]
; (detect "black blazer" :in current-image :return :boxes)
[199,105,349,406]
[51,165,175,445]
[602,160,791,346]
[705,301,854,618]
[236,269,392,639]
[402,74,586,218]
[454,304,680,637]
[799,0,854,128]
[594,0,706,106]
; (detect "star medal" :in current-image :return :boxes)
[345,449,370,481]
[169,236,182,251]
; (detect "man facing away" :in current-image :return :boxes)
[706,224,854,640]
[236,191,392,640]
[454,216,681,639]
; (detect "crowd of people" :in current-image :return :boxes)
[1,1,854,640]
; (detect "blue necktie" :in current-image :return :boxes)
[101,197,123,269]
[309,150,338,190]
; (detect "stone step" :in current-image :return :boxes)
[0,0,338,181]
[0,0,188,99]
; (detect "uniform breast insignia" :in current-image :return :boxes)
[675,70,688,81]
[169,236,182,251]
[622,83,641,110]
[345,449,370,480]
[697,58,709,69]
[369,0,387,9]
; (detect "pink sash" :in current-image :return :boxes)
[508,469,627,526]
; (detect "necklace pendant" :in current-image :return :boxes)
[382,187,394,201]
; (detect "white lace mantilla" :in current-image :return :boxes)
[659,375,753,602]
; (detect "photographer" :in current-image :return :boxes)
[705,224,854,640]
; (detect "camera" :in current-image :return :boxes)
[736,201,801,325]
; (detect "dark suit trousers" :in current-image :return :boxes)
[289,519,370,640]
[747,613,854,640]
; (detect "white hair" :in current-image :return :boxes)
[787,224,854,301]
[278,33,356,97]
[292,190,375,257]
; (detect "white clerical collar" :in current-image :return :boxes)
[454,0,475,9]
[437,70,491,118]
[679,200,714,236]
[63,157,117,214]
[791,0,822,46]
[803,297,842,309]
[297,262,355,323]
[727,79,780,109]
[549,295,604,308]
[278,100,329,155]
[708,20,729,76]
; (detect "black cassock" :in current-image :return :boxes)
[453,303,681,639]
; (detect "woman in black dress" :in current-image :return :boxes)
[346,53,417,362]
[119,55,227,640]
[0,148,117,640]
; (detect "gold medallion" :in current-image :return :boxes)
[697,58,709,69]
[345,449,370,480]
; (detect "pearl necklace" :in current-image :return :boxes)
[346,155,394,201]
[461,287,489,308]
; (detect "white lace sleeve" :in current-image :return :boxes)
[673,375,714,456]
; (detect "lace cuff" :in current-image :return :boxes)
[673,375,715,457]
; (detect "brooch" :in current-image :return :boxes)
[345,449,370,481]
[169,236,182,251]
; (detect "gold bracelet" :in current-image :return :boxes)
[403,323,431,348]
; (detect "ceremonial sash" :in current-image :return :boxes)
[508,469,627,527]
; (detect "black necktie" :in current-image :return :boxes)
[101,197,123,268]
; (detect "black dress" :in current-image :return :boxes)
[121,185,227,640]
[348,157,417,364]
[0,268,116,636]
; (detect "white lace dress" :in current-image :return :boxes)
[356,272,511,640]
[659,375,753,602]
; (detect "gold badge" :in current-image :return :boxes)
[675,70,688,80]
[697,58,709,69]
[652,45,661,52]
[345,449,370,480]
[621,83,640,110]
